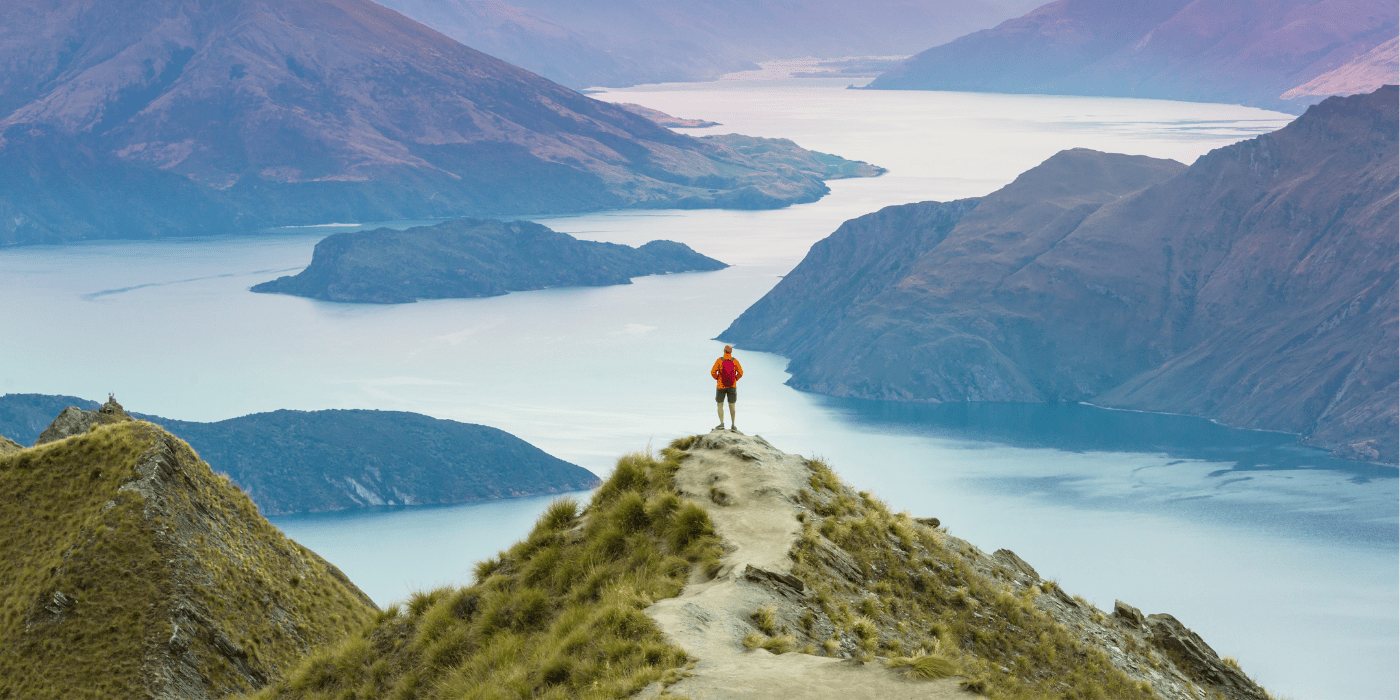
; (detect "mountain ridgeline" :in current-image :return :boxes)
[373,0,1045,90]
[250,431,1271,700]
[0,394,599,515]
[0,0,880,246]
[723,87,1399,463]
[869,0,1398,113]
[0,401,378,699]
[251,218,727,304]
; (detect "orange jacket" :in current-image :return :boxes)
[711,353,743,388]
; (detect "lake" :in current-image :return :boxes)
[1,79,1392,699]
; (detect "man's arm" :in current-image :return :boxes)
[711,358,721,379]
[735,359,743,380]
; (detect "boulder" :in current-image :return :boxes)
[742,564,805,595]
[914,517,940,529]
[993,548,1039,581]
[34,407,98,445]
[1112,600,1146,628]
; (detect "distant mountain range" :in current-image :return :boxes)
[723,86,1398,463]
[374,0,1047,89]
[251,217,728,303]
[870,0,1398,113]
[0,394,599,514]
[0,0,881,246]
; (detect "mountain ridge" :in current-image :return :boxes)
[251,431,1271,700]
[0,0,877,246]
[869,0,1398,113]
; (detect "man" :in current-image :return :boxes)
[711,345,743,431]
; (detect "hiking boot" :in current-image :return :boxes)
[714,423,725,430]
[729,425,738,432]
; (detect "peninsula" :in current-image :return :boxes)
[722,87,1398,463]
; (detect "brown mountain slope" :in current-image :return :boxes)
[722,86,1398,462]
[1283,36,1400,101]
[870,0,1398,113]
[0,0,872,245]
[0,401,378,698]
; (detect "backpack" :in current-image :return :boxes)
[719,357,738,387]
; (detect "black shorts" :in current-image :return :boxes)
[715,386,737,403]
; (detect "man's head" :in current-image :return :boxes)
[724,345,733,354]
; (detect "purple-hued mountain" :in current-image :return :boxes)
[375,0,1049,89]
[869,0,1398,113]
[722,86,1398,463]
[0,0,877,245]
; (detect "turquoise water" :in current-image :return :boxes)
[2,82,1392,699]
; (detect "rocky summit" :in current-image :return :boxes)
[0,400,378,699]
[0,0,879,245]
[251,217,728,304]
[722,86,1398,462]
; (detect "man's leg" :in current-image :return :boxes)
[728,400,736,429]
[716,401,725,429]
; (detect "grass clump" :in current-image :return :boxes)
[254,442,723,700]
[887,652,959,680]
[742,631,795,655]
[751,605,778,636]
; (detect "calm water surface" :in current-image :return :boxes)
[2,81,1392,699]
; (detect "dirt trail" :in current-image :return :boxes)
[637,429,973,699]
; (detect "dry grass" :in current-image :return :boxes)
[0,421,374,699]
[252,443,723,700]
[792,457,1157,700]
[887,652,959,680]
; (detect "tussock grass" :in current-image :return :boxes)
[887,652,959,680]
[254,443,723,700]
[751,605,778,635]
[793,458,1156,700]
[742,631,795,655]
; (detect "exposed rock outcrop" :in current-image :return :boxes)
[723,87,1399,462]
[34,406,100,445]
[1146,614,1267,700]
[32,395,133,445]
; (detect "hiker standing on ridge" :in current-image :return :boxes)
[712,345,743,431]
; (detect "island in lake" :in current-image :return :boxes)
[251,217,728,304]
